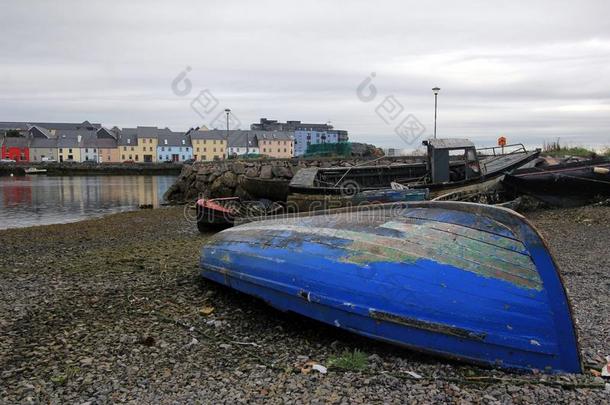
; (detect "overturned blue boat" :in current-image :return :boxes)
[200,202,581,373]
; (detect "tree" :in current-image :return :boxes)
[5,129,21,137]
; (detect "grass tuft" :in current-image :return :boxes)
[328,349,368,371]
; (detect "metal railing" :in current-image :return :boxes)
[477,143,529,174]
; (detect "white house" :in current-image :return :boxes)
[227,131,259,157]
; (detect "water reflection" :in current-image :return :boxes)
[0,175,177,230]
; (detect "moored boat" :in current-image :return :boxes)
[24,167,48,174]
[288,139,540,210]
[200,201,581,373]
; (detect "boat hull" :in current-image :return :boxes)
[200,201,581,373]
[503,158,610,207]
[242,177,290,202]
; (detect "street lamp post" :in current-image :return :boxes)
[224,108,230,160]
[432,87,440,139]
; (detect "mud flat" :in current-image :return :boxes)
[0,205,608,403]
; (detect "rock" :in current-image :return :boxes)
[272,166,292,178]
[245,167,259,177]
[232,162,245,175]
[259,165,273,179]
[80,358,94,366]
[208,172,220,184]
[220,171,237,188]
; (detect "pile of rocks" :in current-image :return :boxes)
[163,156,419,203]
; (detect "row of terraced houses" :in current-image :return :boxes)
[0,119,348,163]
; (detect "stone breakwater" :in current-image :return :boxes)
[163,157,421,202]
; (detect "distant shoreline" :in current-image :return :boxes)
[0,162,184,176]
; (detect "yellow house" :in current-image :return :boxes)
[119,127,162,162]
[255,131,294,158]
[190,129,227,161]
[136,137,157,163]
[57,135,82,162]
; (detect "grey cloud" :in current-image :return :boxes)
[0,0,609,148]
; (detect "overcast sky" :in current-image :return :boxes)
[1,0,609,149]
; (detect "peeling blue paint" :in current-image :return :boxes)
[200,202,581,374]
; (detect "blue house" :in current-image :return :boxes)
[250,119,348,157]
[156,131,192,162]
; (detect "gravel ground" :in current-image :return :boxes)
[0,205,608,404]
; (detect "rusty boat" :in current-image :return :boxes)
[502,157,610,207]
[195,197,283,232]
[199,201,581,373]
[288,139,540,210]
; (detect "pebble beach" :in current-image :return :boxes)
[1,205,608,404]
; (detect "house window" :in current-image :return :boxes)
[196,147,200,152]
[135,155,139,161]
[203,148,206,152]
[123,146,127,151]
[128,155,132,159]
[149,147,153,151]
[69,148,73,153]
[161,147,165,151]
[213,148,216,152]
[131,147,134,151]
[93,149,96,153]
[182,155,185,160]
[59,148,63,153]
[213,140,216,144]
[85,148,89,153]
[122,154,125,159]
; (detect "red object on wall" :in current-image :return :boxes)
[1,140,30,162]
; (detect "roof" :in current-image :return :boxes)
[55,129,98,138]
[56,135,81,148]
[425,138,475,150]
[227,132,258,148]
[30,137,57,148]
[121,126,173,139]
[118,133,138,146]
[158,131,190,147]
[97,138,118,148]
[79,133,99,148]
[28,125,52,138]
[2,137,29,148]
[190,129,227,140]
[96,127,117,140]
[254,131,293,141]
